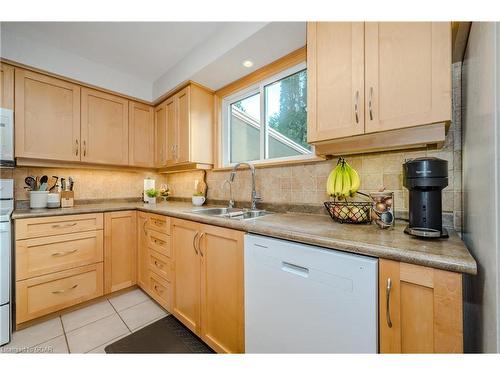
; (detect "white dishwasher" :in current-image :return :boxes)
[244,234,378,353]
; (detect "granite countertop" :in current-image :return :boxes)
[12,201,477,275]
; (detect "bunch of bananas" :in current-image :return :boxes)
[326,158,361,199]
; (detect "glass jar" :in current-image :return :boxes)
[369,191,394,229]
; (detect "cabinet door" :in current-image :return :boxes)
[364,22,451,133]
[307,22,365,142]
[154,101,167,167]
[15,68,81,161]
[176,86,190,164]
[171,218,201,333]
[137,212,149,290]
[0,63,14,110]
[379,259,463,353]
[81,88,129,165]
[104,211,137,293]
[165,96,177,166]
[199,224,244,353]
[129,101,154,167]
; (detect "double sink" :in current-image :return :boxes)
[191,207,271,220]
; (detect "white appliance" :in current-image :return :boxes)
[244,234,378,353]
[0,108,14,167]
[0,179,14,346]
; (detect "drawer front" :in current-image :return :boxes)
[148,249,172,281]
[147,229,171,257]
[16,213,104,239]
[146,213,170,235]
[148,270,171,311]
[16,231,104,280]
[16,263,104,323]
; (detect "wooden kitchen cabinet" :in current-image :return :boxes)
[171,218,244,353]
[137,211,149,290]
[379,259,463,353]
[81,88,129,165]
[165,95,177,166]
[0,63,14,110]
[14,68,81,161]
[104,211,137,293]
[364,22,451,133]
[307,22,365,142]
[154,100,168,167]
[129,101,154,167]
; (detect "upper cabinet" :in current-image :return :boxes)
[15,68,81,161]
[81,88,129,165]
[364,23,451,133]
[154,100,168,167]
[308,22,451,154]
[156,83,214,170]
[0,63,14,110]
[129,101,154,168]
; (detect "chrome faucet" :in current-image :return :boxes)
[229,162,261,210]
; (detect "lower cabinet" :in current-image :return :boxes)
[379,259,463,353]
[137,212,149,289]
[171,218,244,353]
[104,211,137,293]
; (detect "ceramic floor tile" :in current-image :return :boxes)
[29,335,69,354]
[1,317,63,352]
[86,333,130,353]
[66,313,129,353]
[62,300,115,333]
[108,289,150,312]
[118,299,167,331]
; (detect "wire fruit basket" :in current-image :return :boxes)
[324,200,372,224]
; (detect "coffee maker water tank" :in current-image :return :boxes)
[403,157,449,238]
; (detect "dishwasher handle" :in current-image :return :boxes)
[281,261,309,278]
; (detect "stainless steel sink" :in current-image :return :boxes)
[191,207,271,220]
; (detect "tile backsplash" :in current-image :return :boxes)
[167,62,463,231]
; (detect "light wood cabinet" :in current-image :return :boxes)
[104,211,137,293]
[307,22,451,152]
[157,84,214,169]
[81,88,129,165]
[14,68,81,161]
[379,259,463,353]
[307,22,365,142]
[137,211,149,290]
[171,218,244,353]
[154,100,168,167]
[0,63,14,110]
[364,22,451,133]
[129,101,154,167]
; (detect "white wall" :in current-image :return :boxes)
[462,21,500,353]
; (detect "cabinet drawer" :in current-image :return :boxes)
[16,263,104,323]
[16,213,104,239]
[16,231,104,280]
[148,270,171,311]
[147,229,171,257]
[148,249,172,282]
[146,213,170,235]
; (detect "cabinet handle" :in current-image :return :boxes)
[52,284,78,294]
[75,140,79,156]
[154,284,163,293]
[83,140,87,157]
[154,260,163,268]
[386,278,393,328]
[198,232,205,257]
[369,86,374,121]
[52,222,77,229]
[143,219,147,235]
[51,249,77,257]
[193,231,199,255]
[354,91,359,124]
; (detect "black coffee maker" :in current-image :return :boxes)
[403,157,449,238]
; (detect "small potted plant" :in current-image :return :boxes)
[145,188,159,205]
[192,191,206,206]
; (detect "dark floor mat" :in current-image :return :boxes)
[104,315,214,354]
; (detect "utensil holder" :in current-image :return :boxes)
[61,191,74,208]
[30,191,49,209]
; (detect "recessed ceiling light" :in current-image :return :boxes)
[242,60,254,68]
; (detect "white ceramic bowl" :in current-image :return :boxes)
[30,191,49,209]
[192,196,206,206]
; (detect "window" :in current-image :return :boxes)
[222,63,311,166]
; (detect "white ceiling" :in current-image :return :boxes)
[0,22,306,101]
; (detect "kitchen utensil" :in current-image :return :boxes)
[24,176,36,191]
[35,176,40,191]
[68,177,74,191]
[48,176,58,192]
[61,178,66,191]
[39,175,48,191]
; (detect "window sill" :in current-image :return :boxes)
[212,155,328,172]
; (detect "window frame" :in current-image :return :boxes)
[221,61,311,168]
